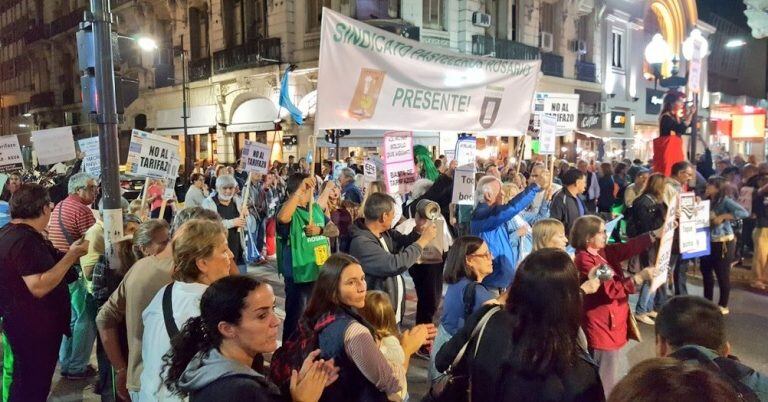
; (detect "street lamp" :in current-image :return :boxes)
[135,34,194,177]
[644,34,673,89]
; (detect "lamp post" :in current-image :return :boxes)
[644,34,672,90]
[682,29,709,162]
[136,35,194,178]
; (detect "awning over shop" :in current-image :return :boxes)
[576,129,632,141]
[228,98,278,133]
[316,129,440,148]
[155,105,217,136]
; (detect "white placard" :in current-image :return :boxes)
[363,159,377,182]
[539,114,557,155]
[241,140,270,174]
[31,126,77,165]
[533,92,580,133]
[678,192,698,253]
[451,167,476,205]
[455,136,477,169]
[126,129,180,179]
[651,194,679,292]
[77,137,101,177]
[382,132,415,193]
[0,135,24,173]
[316,8,540,135]
[680,198,710,255]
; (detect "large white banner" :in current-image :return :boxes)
[126,129,180,179]
[316,8,540,135]
[31,126,77,165]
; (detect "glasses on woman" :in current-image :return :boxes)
[468,250,492,259]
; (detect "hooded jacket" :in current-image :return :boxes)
[178,348,282,402]
[348,219,422,322]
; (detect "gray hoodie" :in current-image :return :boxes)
[178,348,281,401]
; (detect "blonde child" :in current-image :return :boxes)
[358,291,430,401]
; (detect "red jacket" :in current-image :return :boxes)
[574,234,652,350]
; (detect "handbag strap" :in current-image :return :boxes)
[447,306,501,371]
[56,201,74,245]
[162,283,180,339]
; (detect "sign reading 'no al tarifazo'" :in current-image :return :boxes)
[315,8,540,135]
[241,140,271,174]
[126,129,180,180]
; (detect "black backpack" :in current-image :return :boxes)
[672,347,760,402]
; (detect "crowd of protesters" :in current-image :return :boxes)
[0,130,767,402]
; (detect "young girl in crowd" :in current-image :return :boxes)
[358,291,430,402]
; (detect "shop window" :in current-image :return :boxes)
[422,0,443,30]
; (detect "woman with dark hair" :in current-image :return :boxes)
[0,171,22,201]
[162,276,331,401]
[701,176,749,314]
[597,163,616,214]
[630,173,668,324]
[654,91,695,176]
[436,249,605,401]
[296,253,426,401]
[427,236,494,381]
[570,216,661,397]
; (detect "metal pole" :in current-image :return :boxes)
[689,93,699,162]
[335,130,340,162]
[90,0,123,249]
[182,34,194,178]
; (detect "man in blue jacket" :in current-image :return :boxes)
[470,171,550,294]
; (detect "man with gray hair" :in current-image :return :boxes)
[471,171,550,294]
[47,172,99,379]
[339,166,363,204]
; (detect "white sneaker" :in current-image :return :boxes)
[720,306,730,315]
[647,311,658,319]
[635,313,655,325]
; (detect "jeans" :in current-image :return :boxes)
[700,240,735,307]
[670,254,688,296]
[428,325,451,382]
[282,277,315,342]
[59,278,97,374]
[408,263,444,325]
[255,217,266,255]
[635,281,667,314]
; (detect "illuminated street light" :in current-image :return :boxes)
[136,36,158,52]
[682,29,709,60]
[725,38,747,48]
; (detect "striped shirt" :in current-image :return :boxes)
[47,194,96,252]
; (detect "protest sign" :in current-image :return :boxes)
[452,134,477,205]
[382,132,415,193]
[651,194,679,292]
[31,126,76,165]
[241,140,270,174]
[605,214,623,237]
[532,92,580,134]
[682,199,711,259]
[679,192,698,253]
[0,135,24,173]
[539,114,557,155]
[316,8,540,135]
[332,162,348,180]
[77,137,101,177]
[363,159,377,183]
[126,129,180,179]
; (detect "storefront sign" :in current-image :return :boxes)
[77,137,101,177]
[0,135,24,173]
[578,113,602,129]
[316,8,540,135]
[646,89,666,115]
[652,194,679,292]
[533,92,579,133]
[382,131,416,193]
[126,129,180,180]
[241,140,271,174]
[31,126,77,166]
[610,111,627,129]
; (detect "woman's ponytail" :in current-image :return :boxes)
[162,316,218,396]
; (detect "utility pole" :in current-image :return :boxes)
[181,34,194,177]
[87,0,123,247]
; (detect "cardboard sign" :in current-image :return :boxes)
[538,114,557,155]
[31,126,77,165]
[363,159,377,182]
[241,140,270,174]
[382,132,415,193]
[451,167,475,205]
[77,137,101,177]
[0,135,24,173]
[682,199,711,259]
[126,129,180,179]
[651,194,679,292]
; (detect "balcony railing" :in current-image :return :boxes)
[495,39,540,61]
[213,38,281,75]
[188,58,211,82]
[49,7,86,37]
[575,60,596,82]
[541,52,563,77]
[30,91,55,109]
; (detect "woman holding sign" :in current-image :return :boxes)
[202,175,248,274]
